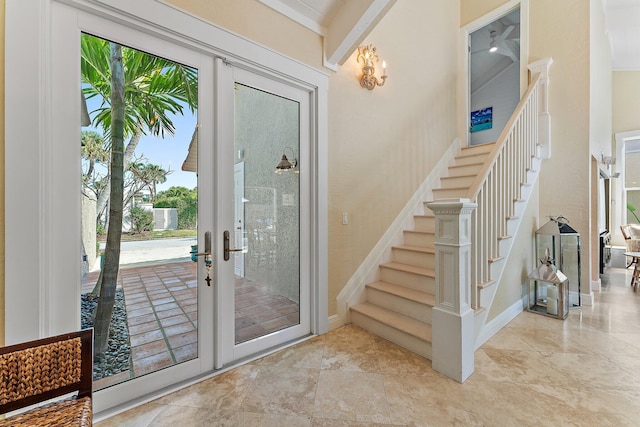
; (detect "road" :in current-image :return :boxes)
[96,237,197,269]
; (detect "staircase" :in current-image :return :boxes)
[350,143,495,358]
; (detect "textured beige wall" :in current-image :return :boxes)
[488,182,539,320]
[531,0,591,298]
[613,71,640,134]
[329,0,459,314]
[590,0,612,156]
[327,1,459,315]
[166,0,460,316]
[1,0,5,346]
[460,0,512,26]
[165,0,324,70]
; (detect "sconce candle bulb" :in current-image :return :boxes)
[357,44,388,90]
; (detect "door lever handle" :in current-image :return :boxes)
[224,230,245,261]
[194,231,212,257]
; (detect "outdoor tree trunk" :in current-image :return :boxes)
[93,43,125,358]
[95,128,143,222]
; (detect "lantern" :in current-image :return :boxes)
[527,250,570,319]
[535,216,581,307]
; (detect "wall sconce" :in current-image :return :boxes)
[275,147,298,174]
[601,154,616,171]
[357,44,387,90]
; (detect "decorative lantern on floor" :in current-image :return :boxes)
[527,249,570,319]
[535,216,581,307]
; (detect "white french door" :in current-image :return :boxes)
[216,65,311,365]
[6,0,326,416]
[66,6,216,413]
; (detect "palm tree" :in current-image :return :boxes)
[82,34,197,356]
[144,164,170,202]
[91,42,126,358]
[81,130,109,182]
[129,162,170,202]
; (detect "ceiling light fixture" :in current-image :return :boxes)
[489,31,498,53]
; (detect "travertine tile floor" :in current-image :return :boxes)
[97,267,640,426]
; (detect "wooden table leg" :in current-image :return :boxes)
[633,259,640,292]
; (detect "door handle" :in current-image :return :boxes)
[224,230,245,261]
[194,231,212,257]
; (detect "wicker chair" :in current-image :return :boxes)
[0,329,93,426]
[621,224,640,267]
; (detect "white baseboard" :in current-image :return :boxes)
[591,278,601,292]
[475,299,524,350]
[328,314,345,331]
[581,291,594,306]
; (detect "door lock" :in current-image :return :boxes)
[224,230,244,261]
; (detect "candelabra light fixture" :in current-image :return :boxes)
[357,44,387,90]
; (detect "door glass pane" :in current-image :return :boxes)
[79,33,199,390]
[234,83,300,344]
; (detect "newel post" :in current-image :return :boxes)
[528,57,553,159]
[426,198,476,383]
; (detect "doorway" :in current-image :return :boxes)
[468,8,521,145]
[5,0,327,415]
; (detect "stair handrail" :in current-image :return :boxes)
[464,71,544,309]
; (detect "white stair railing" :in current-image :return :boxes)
[465,58,552,310]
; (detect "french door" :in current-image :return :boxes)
[71,10,217,413]
[216,65,311,365]
[19,2,312,414]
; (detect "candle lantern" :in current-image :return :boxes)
[527,250,570,319]
[535,216,581,307]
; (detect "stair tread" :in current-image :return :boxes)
[367,281,435,306]
[351,303,432,342]
[404,229,434,235]
[381,262,435,277]
[460,142,495,151]
[449,161,484,168]
[392,245,435,254]
[441,173,477,179]
[434,186,468,191]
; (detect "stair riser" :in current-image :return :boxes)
[440,175,475,188]
[366,287,433,324]
[413,216,435,232]
[432,188,468,198]
[403,231,434,248]
[448,163,483,175]
[350,310,432,359]
[392,247,434,269]
[453,154,488,166]
[380,267,435,293]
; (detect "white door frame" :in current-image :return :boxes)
[5,0,328,414]
[614,130,640,241]
[459,0,530,145]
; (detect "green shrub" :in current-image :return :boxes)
[128,206,154,233]
[155,192,197,229]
